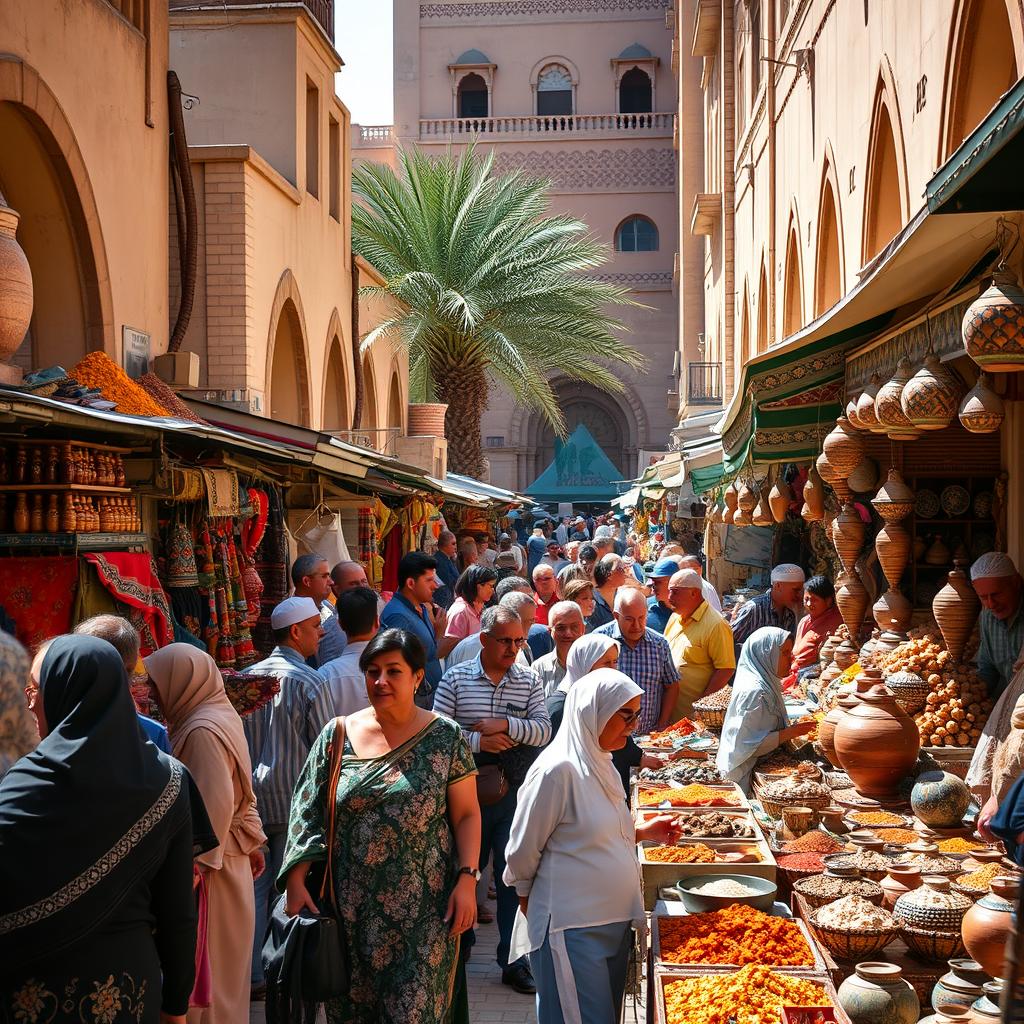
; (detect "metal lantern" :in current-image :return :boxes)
[962,270,1024,373]
[958,372,1005,434]
[875,357,923,441]
[901,352,960,430]
[856,373,884,432]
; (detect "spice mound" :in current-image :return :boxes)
[663,964,830,1024]
[827,851,899,873]
[795,874,883,902]
[848,810,907,826]
[645,844,716,864]
[898,852,961,873]
[956,862,1021,892]
[675,812,755,839]
[874,828,919,844]
[776,852,826,872]
[687,879,762,897]
[782,831,846,855]
[657,904,815,966]
[937,837,985,853]
[70,352,170,418]
[814,895,896,931]
[649,718,700,740]
[762,777,830,801]
[639,784,739,808]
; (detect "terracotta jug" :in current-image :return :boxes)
[29,494,43,533]
[835,571,870,641]
[902,352,960,431]
[768,476,792,523]
[0,191,33,365]
[876,522,911,589]
[931,959,987,1012]
[723,505,736,525]
[823,415,866,477]
[13,493,28,534]
[752,495,773,526]
[833,684,920,799]
[925,536,951,566]
[933,566,981,663]
[819,695,856,768]
[874,589,913,634]
[724,482,739,512]
[961,876,1018,978]
[834,637,859,670]
[820,631,841,667]
[833,501,866,573]
[881,864,924,909]
[857,373,884,431]
[737,479,757,512]
[872,467,915,523]
[914,535,928,560]
[848,455,878,494]
[959,372,1004,434]
[803,464,825,520]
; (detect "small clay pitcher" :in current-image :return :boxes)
[881,864,924,909]
[930,959,987,1012]
[837,962,920,1024]
[961,876,1019,979]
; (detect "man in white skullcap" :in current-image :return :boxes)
[729,563,806,658]
[971,552,1024,698]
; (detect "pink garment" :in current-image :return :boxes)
[191,874,212,1009]
[445,596,482,640]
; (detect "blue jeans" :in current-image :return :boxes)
[477,786,525,971]
[251,825,288,984]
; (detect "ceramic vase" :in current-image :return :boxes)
[959,373,1005,434]
[857,373,884,431]
[803,464,825,521]
[820,631,841,667]
[931,960,988,1013]
[834,685,920,799]
[971,981,1004,1024]
[834,637,859,670]
[962,270,1024,372]
[885,671,929,714]
[819,696,856,769]
[835,571,870,641]
[733,507,752,527]
[823,416,866,477]
[876,357,924,441]
[961,876,1019,979]
[911,771,971,828]
[833,502,866,573]
[881,865,924,909]
[872,468,915,523]
[873,590,913,634]
[894,876,972,932]
[901,352,960,430]
[918,1006,973,1024]
[0,193,33,366]
[875,522,911,589]
[769,475,792,523]
[932,566,981,663]
[837,962,920,1024]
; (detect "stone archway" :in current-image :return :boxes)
[0,56,113,370]
[321,309,351,431]
[265,270,312,427]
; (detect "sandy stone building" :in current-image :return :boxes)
[355,0,680,496]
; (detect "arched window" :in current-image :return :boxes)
[756,263,769,352]
[537,64,573,116]
[619,67,652,114]
[616,215,659,252]
[815,175,842,315]
[863,89,905,261]
[782,225,803,338]
[457,72,488,118]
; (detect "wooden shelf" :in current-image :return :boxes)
[0,484,131,494]
[0,532,149,550]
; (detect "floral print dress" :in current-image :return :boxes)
[282,716,476,1024]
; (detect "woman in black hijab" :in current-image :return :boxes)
[0,635,214,1024]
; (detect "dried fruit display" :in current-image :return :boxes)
[639,762,723,786]
[672,812,755,839]
[638,784,740,808]
[657,904,816,966]
[644,843,716,863]
[663,966,830,1024]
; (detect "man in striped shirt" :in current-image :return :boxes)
[433,604,550,996]
[244,596,336,994]
[729,563,805,657]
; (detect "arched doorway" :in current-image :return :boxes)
[863,83,906,262]
[815,173,842,316]
[782,224,803,338]
[268,298,311,426]
[386,368,404,437]
[619,67,653,114]
[322,336,350,431]
[361,353,379,436]
[756,262,769,353]
[457,73,489,118]
[739,284,751,365]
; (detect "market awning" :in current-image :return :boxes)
[928,76,1024,214]
[524,424,621,503]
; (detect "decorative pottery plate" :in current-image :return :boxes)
[940,485,971,517]
[915,489,940,519]
[973,491,994,519]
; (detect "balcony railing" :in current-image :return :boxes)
[687,362,723,405]
[355,125,394,147]
[419,111,674,139]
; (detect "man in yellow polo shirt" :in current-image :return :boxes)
[664,568,735,719]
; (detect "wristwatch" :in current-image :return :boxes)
[457,866,482,881]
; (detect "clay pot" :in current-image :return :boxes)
[872,468,915,524]
[901,352,960,431]
[724,482,739,511]
[886,671,929,714]
[0,194,34,366]
[875,522,911,589]
[959,372,1005,434]
[803,464,825,520]
[971,981,1004,1024]
[911,771,971,829]
[737,479,757,512]
[820,631,841,667]
[932,566,982,663]
[931,959,987,1012]
[837,962,920,1024]
[833,685,920,799]
[835,571,870,641]
[914,535,928,560]
[881,864,924,909]
[406,402,448,437]
[833,502,866,573]
[733,506,752,527]
[961,876,1019,978]
[962,270,1024,373]
[816,449,839,486]
[768,475,793,523]
[722,505,736,525]
[894,875,972,932]
[857,373,884,431]
[918,1005,973,1024]
[873,589,912,635]
[876,358,924,441]
[819,696,856,768]
[752,494,774,526]
[834,637,859,670]
[847,394,864,429]
[848,455,878,494]
[823,416,866,477]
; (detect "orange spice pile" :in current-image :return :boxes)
[71,352,170,418]
[657,904,815,966]
[874,828,919,845]
[781,831,845,854]
[848,810,906,826]
[937,837,984,853]
[645,843,716,864]
[639,784,739,808]
[663,964,830,1024]
[649,718,700,740]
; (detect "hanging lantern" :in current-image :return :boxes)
[875,357,923,441]
[822,416,865,478]
[855,373,883,432]
[901,352,960,430]
[958,372,1005,433]
[848,456,878,494]
[733,506,752,527]
[803,464,825,521]
[737,478,757,512]
[962,270,1024,372]
[768,473,793,523]
[846,394,865,430]
[871,467,915,523]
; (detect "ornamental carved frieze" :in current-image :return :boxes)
[493,147,676,190]
[421,0,669,17]
[590,271,673,288]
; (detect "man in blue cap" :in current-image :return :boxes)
[647,556,682,634]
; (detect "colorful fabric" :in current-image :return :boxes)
[165,522,200,588]
[200,468,240,517]
[0,556,78,652]
[83,553,175,657]
[253,486,288,658]
[280,717,476,1024]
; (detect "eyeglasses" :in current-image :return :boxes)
[617,707,641,727]
[487,635,526,648]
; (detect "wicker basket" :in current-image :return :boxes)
[807,915,899,961]
[692,694,728,731]
[899,924,965,961]
[792,876,884,910]
[760,793,832,820]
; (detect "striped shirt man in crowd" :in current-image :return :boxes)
[729,563,806,656]
[243,596,335,990]
[433,604,550,996]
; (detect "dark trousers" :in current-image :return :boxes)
[251,824,288,984]
[477,786,525,971]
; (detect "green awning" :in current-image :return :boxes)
[525,423,621,502]
[928,76,1024,214]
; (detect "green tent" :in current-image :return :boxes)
[524,424,621,503]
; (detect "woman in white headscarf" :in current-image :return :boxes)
[716,626,816,793]
[505,670,679,1024]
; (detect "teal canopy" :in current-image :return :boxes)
[524,424,621,502]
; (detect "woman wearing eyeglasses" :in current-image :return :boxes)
[504,670,679,1024]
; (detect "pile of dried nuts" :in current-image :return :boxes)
[674,812,755,839]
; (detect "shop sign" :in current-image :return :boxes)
[122,326,151,380]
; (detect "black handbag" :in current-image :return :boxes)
[263,717,349,1024]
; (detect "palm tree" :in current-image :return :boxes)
[351,144,644,478]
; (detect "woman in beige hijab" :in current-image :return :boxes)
[145,643,267,1024]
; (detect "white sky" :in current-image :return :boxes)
[334,3,394,126]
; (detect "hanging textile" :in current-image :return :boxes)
[253,485,288,656]
[82,553,174,656]
[199,467,241,517]
[0,557,78,650]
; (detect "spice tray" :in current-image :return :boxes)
[651,966,844,1024]
[651,911,828,975]
[635,807,765,841]
[634,782,749,811]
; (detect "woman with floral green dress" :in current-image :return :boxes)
[280,627,480,1024]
